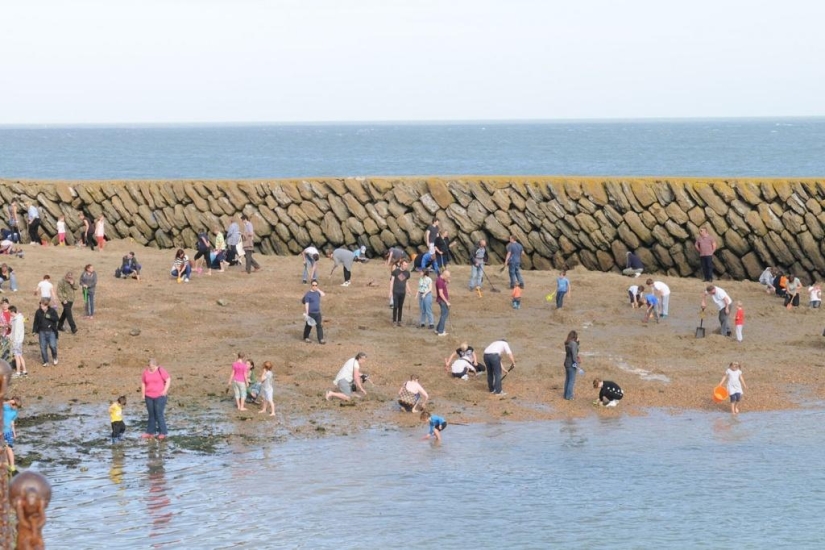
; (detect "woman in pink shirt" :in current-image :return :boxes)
[228,352,251,411]
[141,358,171,440]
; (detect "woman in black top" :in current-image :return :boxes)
[593,378,623,407]
[563,330,580,400]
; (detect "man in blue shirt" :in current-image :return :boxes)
[302,281,326,344]
[504,235,524,289]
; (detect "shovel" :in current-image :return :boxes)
[695,311,706,339]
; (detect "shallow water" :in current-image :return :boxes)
[37,408,825,549]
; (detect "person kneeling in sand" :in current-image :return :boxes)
[397,374,428,412]
[448,358,477,380]
[593,378,623,407]
[326,352,367,402]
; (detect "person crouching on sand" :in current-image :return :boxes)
[593,379,623,407]
[420,411,446,443]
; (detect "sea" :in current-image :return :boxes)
[1,118,825,179]
[4,119,825,549]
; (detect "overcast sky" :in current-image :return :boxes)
[2,0,823,124]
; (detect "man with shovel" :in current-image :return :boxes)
[701,284,732,338]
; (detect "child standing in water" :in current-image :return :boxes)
[420,411,446,443]
[719,362,747,415]
[258,361,276,417]
[3,397,21,475]
[56,216,66,246]
[109,396,127,443]
[734,301,745,342]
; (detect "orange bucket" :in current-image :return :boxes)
[713,386,729,403]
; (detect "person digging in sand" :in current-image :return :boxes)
[326,352,367,402]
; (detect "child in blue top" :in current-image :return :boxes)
[555,271,570,309]
[420,411,447,442]
[643,293,660,324]
[3,397,21,475]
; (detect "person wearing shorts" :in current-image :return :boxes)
[228,353,250,411]
[325,352,367,402]
[421,411,447,442]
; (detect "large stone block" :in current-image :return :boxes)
[344,179,371,203]
[723,229,749,256]
[321,212,344,245]
[448,181,472,207]
[616,222,641,250]
[623,212,653,244]
[470,186,496,213]
[426,179,453,209]
[695,185,728,216]
[719,249,745,279]
[420,194,440,215]
[393,182,420,206]
[342,194,368,220]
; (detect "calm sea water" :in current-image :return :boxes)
[1,119,824,180]
[38,409,825,549]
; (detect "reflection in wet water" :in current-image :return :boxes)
[41,409,825,548]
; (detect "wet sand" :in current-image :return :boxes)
[9,241,825,443]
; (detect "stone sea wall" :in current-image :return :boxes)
[1,177,824,282]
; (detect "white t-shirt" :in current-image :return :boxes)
[334,358,360,384]
[652,281,670,296]
[451,358,473,375]
[304,246,319,256]
[726,368,743,395]
[708,287,731,310]
[809,287,822,302]
[37,280,54,299]
[484,340,512,356]
[95,219,105,237]
[56,220,66,234]
[628,285,639,295]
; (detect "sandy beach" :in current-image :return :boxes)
[7,240,825,441]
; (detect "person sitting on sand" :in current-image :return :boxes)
[445,342,482,374]
[170,249,191,283]
[117,252,141,280]
[784,272,801,309]
[774,271,787,298]
[623,251,644,277]
[326,352,368,402]
[593,378,623,407]
[0,240,22,257]
[0,263,18,292]
[448,358,476,380]
[759,267,776,294]
[397,374,429,412]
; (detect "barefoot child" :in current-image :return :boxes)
[56,216,66,246]
[420,411,446,443]
[719,362,747,415]
[258,361,276,416]
[3,396,21,475]
[642,292,659,324]
[734,301,745,342]
[109,396,126,443]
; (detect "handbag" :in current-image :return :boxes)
[398,384,418,408]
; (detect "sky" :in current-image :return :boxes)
[2,0,823,124]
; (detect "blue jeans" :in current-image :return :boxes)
[508,263,524,288]
[84,289,96,316]
[436,301,449,334]
[563,365,577,399]
[302,258,317,282]
[38,330,57,364]
[171,264,192,279]
[556,290,567,309]
[469,263,484,290]
[0,272,17,291]
[419,294,434,326]
[145,395,168,435]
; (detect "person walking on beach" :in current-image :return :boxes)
[593,379,623,407]
[623,251,644,277]
[563,330,581,400]
[435,269,451,336]
[9,306,26,377]
[80,264,98,319]
[469,239,487,292]
[302,280,326,344]
[32,299,59,366]
[56,215,66,246]
[228,352,251,411]
[25,202,40,245]
[420,411,446,443]
[555,270,570,309]
[241,215,261,274]
[694,227,717,282]
[224,216,241,266]
[325,352,368,402]
[504,235,525,289]
[646,278,671,318]
[484,339,516,396]
[329,247,356,287]
[56,271,79,335]
[390,259,412,327]
[719,362,747,415]
[34,274,56,304]
[258,361,276,416]
[301,245,321,284]
[141,358,171,439]
[94,215,106,251]
[109,396,127,443]
[701,284,732,337]
[192,229,212,274]
[417,268,435,330]
[212,225,227,273]
[734,301,745,342]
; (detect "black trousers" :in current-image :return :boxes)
[700,255,713,281]
[485,353,503,394]
[28,218,41,243]
[111,421,126,439]
[58,301,77,332]
[302,312,324,341]
[392,291,406,323]
[343,267,351,282]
